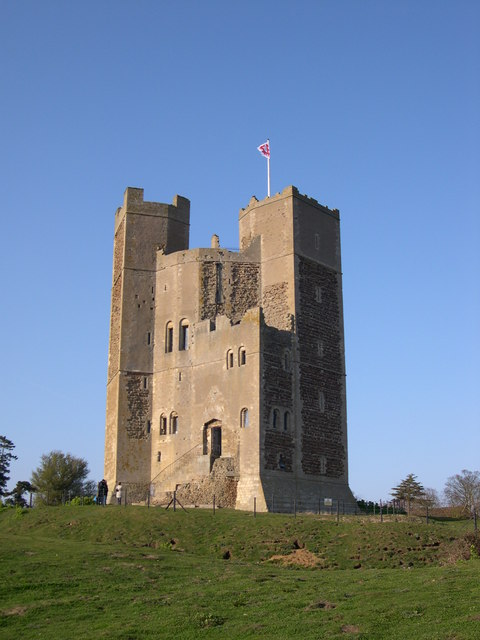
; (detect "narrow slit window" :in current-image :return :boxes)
[160,415,167,435]
[319,455,327,475]
[146,420,151,434]
[315,285,322,303]
[318,340,324,358]
[165,322,173,353]
[283,411,290,431]
[272,408,279,430]
[226,349,234,369]
[215,263,223,303]
[157,451,162,462]
[143,377,148,390]
[147,332,151,346]
[319,391,325,413]
[240,408,249,428]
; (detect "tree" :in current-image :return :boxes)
[391,473,425,516]
[444,469,480,515]
[0,436,17,498]
[31,451,90,505]
[414,487,440,514]
[5,481,36,508]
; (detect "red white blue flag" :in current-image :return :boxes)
[257,140,270,159]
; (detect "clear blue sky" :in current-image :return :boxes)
[1,0,479,502]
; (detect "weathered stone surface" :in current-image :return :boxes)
[105,186,355,511]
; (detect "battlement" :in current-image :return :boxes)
[119,187,190,225]
[240,185,339,219]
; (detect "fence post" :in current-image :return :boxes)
[474,509,477,536]
[336,499,340,524]
[29,492,33,508]
[254,497,256,517]
[380,500,383,523]
[173,491,177,512]
[213,494,215,516]
[318,496,321,515]
[124,487,127,507]
[272,493,274,513]
[147,489,150,508]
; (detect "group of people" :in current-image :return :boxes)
[97,479,123,505]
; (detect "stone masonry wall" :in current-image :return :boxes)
[229,263,260,324]
[297,257,345,477]
[262,282,294,331]
[108,275,122,382]
[125,373,152,439]
[108,218,125,382]
[164,457,238,508]
[262,326,294,472]
[200,261,260,323]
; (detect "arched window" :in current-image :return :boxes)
[179,319,189,350]
[169,412,178,435]
[165,322,174,353]
[278,454,286,470]
[319,391,325,413]
[226,349,234,369]
[159,414,167,435]
[240,408,249,428]
[238,347,246,366]
[272,408,279,429]
[283,411,290,431]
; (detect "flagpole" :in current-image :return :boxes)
[267,139,270,197]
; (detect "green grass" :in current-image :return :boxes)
[0,506,479,639]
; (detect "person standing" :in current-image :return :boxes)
[97,479,108,506]
[115,482,123,505]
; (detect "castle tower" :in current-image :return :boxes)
[236,187,353,510]
[105,185,355,511]
[104,188,190,500]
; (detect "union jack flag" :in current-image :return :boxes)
[257,140,270,159]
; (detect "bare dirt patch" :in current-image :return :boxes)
[268,548,325,568]
[304,600,336,611]
[2,606,28,617]
[341,624,360,634]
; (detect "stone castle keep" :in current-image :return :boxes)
[105,185,356,511]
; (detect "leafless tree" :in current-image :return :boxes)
[444,469,480,514]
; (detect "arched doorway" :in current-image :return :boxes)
[203,419,222,470]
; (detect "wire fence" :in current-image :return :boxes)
[16,489,480,537]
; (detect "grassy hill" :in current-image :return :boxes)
[1,506,479,639]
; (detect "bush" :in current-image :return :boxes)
[68,496,95,506]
